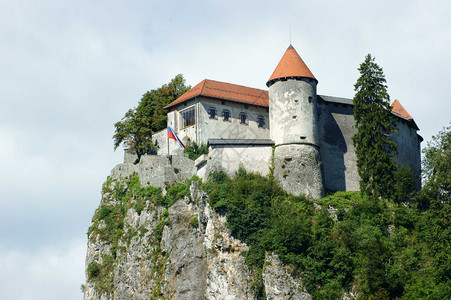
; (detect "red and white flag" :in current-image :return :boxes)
[167,126,186,149]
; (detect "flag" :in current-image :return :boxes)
[168,126,186,149]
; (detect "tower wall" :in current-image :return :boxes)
[269,79,319,145]
[269,78,325,198]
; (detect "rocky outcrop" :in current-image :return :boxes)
[263,254,312,300]
[84,175,312,299]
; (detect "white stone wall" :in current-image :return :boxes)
[111,154,195,188]
[269,79,319,146]
[197,97,269,144]
[201,145,273,180]
[273,144,325,198]
[166,97,270,150]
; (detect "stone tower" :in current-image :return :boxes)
[267,45,325,198]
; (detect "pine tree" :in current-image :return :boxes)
[353,54,397,199]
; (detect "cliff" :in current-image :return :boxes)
[83,173,312,299]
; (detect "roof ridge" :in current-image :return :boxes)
[199,79,208,95]
[204,78,267,92]
[204,85,267,98]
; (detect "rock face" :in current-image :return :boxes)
[84,175,311,299]
[263,254,312,300]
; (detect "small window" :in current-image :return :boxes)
[223,110,231,122]
[181,107,195,128]
[258,116,265,128]
[208,107,217,119]
[240,113,248,125]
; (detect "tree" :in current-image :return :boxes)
[353,54,397,199]
[113,74,191,161]
[422,122,451,204]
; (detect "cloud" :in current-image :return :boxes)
[0,0,450,298]
[0,239,86,300]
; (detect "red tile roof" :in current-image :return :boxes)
[391,99,413,120]
[164,79,269,109]
[267,45,316,86]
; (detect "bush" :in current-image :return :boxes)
[203,171,449,299]
[189,215,199,227]
[184,142,208,160]
[87,262,100,279]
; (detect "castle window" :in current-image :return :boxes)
[208,107,217,119]
[258,116,265,128]
[181,107,195,128]
[222,110,231,122]
[240,113,248,125]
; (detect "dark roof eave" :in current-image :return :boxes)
[266,76,318,87]
[164,95,269,110]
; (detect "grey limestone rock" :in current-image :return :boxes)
[85,174,313,300]
[263,253,312,300]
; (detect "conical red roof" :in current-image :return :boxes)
[267,45,316,86]
[391,99,413,120]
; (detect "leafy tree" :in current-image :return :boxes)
[421,122,451,204]
[113,74,191,161]
[184,142,209,160]
[353,54,397,199]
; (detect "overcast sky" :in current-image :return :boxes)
[0,0,450,299]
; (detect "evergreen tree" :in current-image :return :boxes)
[353,54,397,199]
[113,74,191,161]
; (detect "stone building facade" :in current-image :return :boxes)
[141,45,422,198]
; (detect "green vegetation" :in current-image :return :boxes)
[184,142,209,160]
[353,54,397,199]
[421,122,451,205]
[113,74,191,162]
[87,122,450,299]
[203,163,450,299]
[87,174,174,295]
[189,215,199,227]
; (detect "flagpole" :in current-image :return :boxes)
[167,128,170,156]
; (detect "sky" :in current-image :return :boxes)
[0,0,450,299]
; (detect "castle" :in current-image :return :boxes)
[121,45,422,199]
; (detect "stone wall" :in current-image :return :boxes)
[166,97,270,151]
[273,144,325,199]
[391,119,422,188]
[269,79,319,146]
[124,94,422,195]
[111,154,195,188]
[197,97,269,143]
[202,144,273,180]
[318,100,359,192]
[318,97,422,192]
